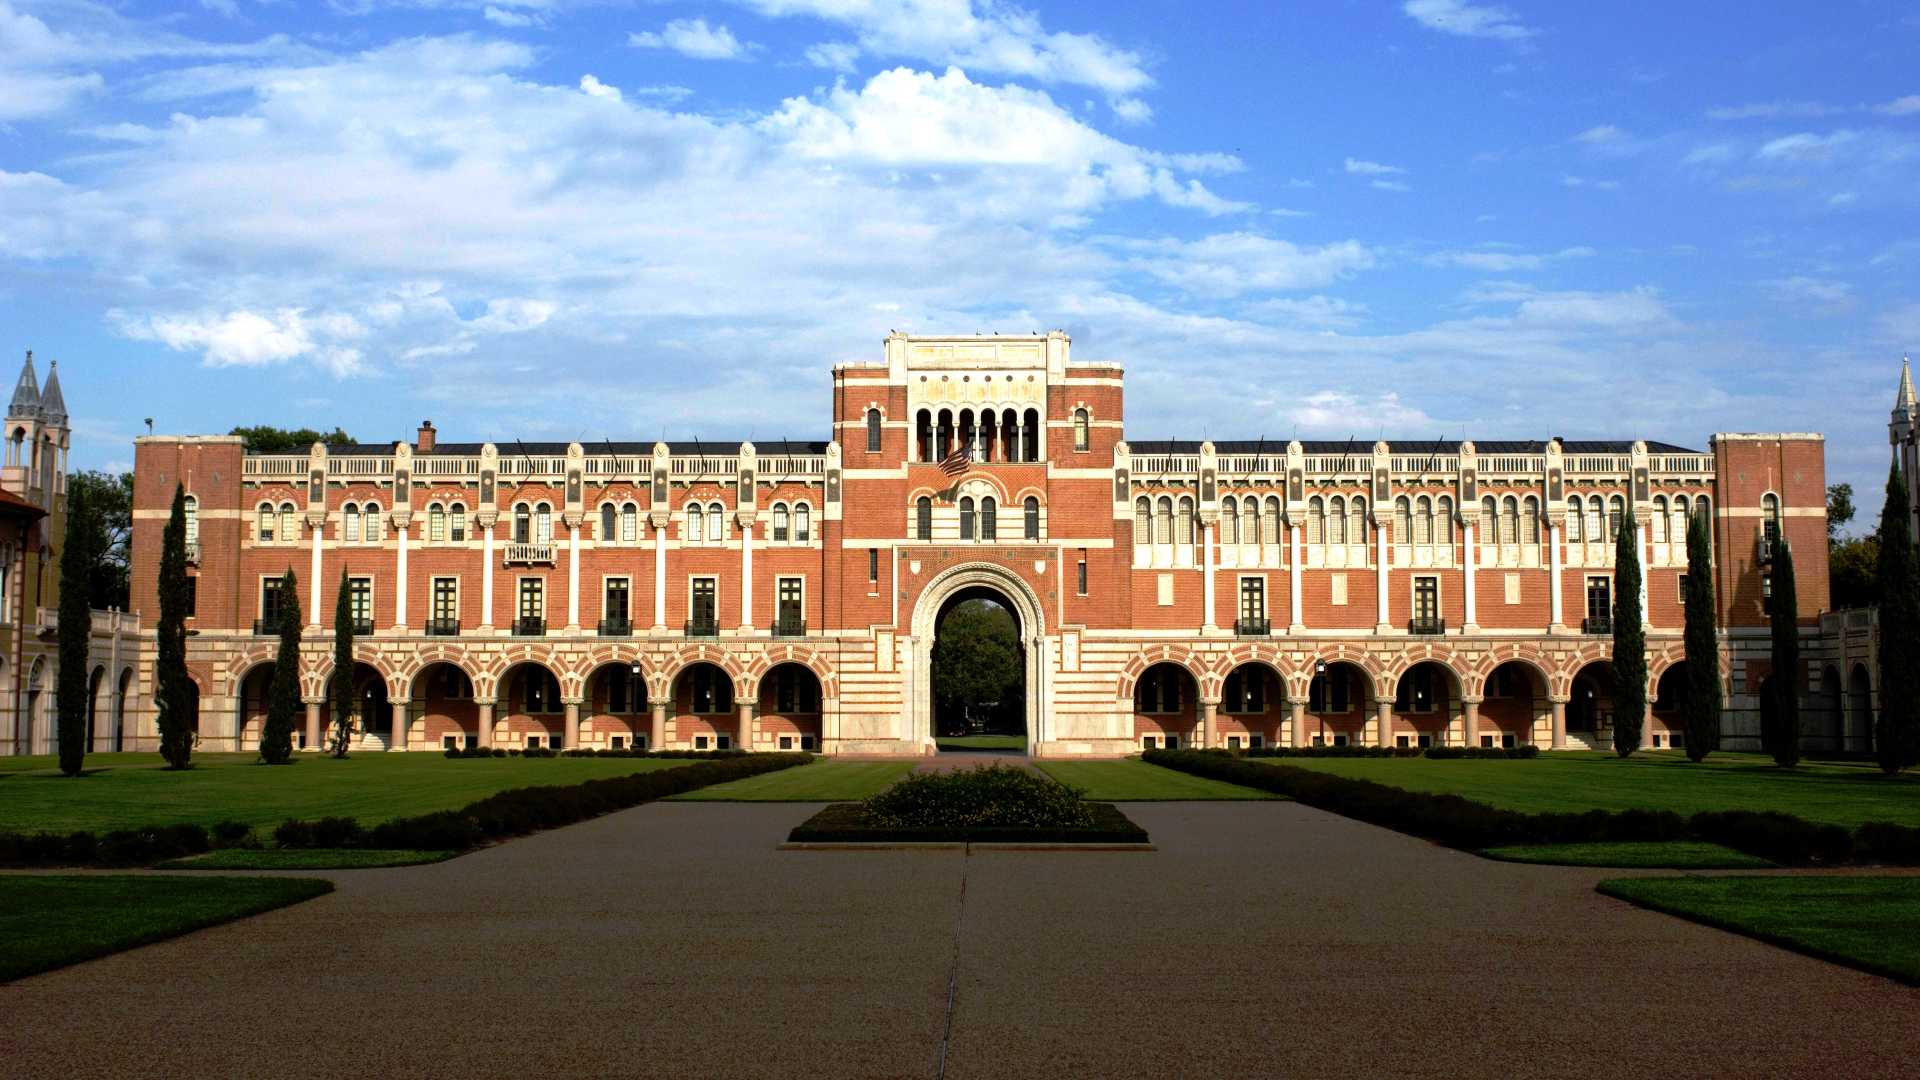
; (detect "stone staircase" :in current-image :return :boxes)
[355,732,388,753]
[1561,731,1602,752]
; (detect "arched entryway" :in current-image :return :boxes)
[1568,660,1615,749]
[114,668,132,752]
[909,563,1047,754]
[585,660,648,751]
[411,662,478,751]
[320,663,391,750]
[86,666,105,752]
[236,662,275,751]
[500,661,564,750]
[1304,659,1372,747]
[1816,665,1845,754]
[1219,662,1284,750]
[1482,661,1548,748]
[672,661,738,751]
[24,657,45,754]
[1650,663,1690,751]
[757,661,823,753]
[1132,661,1198,750]
[1388,660,1461,748]
[931,594,1025,753]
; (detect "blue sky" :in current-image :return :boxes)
[1,0,1913,529]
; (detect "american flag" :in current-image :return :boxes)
[939,444,971,477]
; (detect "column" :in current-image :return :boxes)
[736,701,753,750]
[477,699,494,748]
[1288,525,1304,631]
[1202,522,1216,630]
[1200,699,1217,750]
[1462,522,1477,630]
[481,522,495,628]
[1289,700,1307,748]
[649,700,667,751]
[567,523,582,630]
[1463,698,1480,748]
[740,518,754,630]
[563,700,580,750]
[390,700,408,752]
[394,521,409,628]
[303,700,321,752]
[1638,521,1650,622]
[309,526,323,626]
[1375,699,1394,748]
[1549,696,1567,750]
[1548,522,1565,630]
[653,521,667,630]
[1375,521,1390,631]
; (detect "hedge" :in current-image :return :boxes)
[1243,745,1539,760]
[442,746,749,760]
[1144,749,1920,866]
[788,801,1148,845]
[0,753,812,867]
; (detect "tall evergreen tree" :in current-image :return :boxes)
[1875,463,1920,774]
[259,569,301,765]
[1762,538,1801,766]
[329,570,356,759]
[56,484,94,776]
[1681,506,1721,762]
[1611,510,1647,757]
[156,484,196,769]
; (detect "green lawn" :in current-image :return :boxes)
[157,849,457,870]
[936,735,1028,752]
[670,760,916,801]
[1267,751,1920,828]
[1036,760,1279,801]
[0,752,694,832]
[1483,841,1773,869]
[1599,875,1920,985]
[0,875,333,982]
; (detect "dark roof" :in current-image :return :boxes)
[291,439,828,457]
[1128,438,1704,456]
[0,487,46,520]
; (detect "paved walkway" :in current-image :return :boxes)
[5,802,1915,1078]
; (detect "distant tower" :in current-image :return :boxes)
[1894,355,1919,536]
[5,351,70,523]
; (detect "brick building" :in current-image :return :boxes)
[123,332,1845,757]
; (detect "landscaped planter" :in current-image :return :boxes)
[786,801,1150,845]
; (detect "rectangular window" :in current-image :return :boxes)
[1076,556,1088,596]
[1142,735,1158,750]
[450,508,466,543]
[777,577,803,634]
[1586,576,1611,625]
[1413,576,1438,627]
[690,577,717,631]
[604,578,630,623]
[518,578,544,621]
[1677,573,1688,606]
[185,575,198,618]
[432,577,458,623]
[1250,734,1264,750]
[260,578,284,625]
[1240,577,1266,627]
[348,577,373,628]
[868,549,879,583]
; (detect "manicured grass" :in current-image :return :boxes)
[669,760,917,801]
[1268,751,1920,828]
[0,752,694,832]
[0,874,333,982]
[1035,759,1279,801]
[1483,841,1773,869]
[1599,875,1920,985]
[157,849,456,870]
[937,735,1028,752]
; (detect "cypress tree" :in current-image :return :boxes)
[56,484,93,776]
[156,484,195,770]
[1763,537,1801,766]
[259,569,301,765]
[329,570,355,759]
[1681,506,1721,762]
[1611,510,1647,757]
[1875,463,1920,774]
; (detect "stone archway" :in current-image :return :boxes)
[909,562,1048,755]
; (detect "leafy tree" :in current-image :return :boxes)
[1830,534,1880,610]
[56,483,96,776]
[329,570,355,759]
[229,426,355,454]
[1762,538,1800,767]
[67,470,131,611]
[1875,463,1920,774]
[156,484,196,769]
[1611,513,1646,757]
[1826,482,1855,543]
[931,599,1023,736]
[1681,506,1721,762]
[259,569,301,765]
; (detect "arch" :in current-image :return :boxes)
[85,665,106,752]
[1388,658,1460,745]
[1566,658,1617,741]
[1467,646,1554,700]
[1072,407,1090,451]
[672,660,739,749]
[580,657,649,749]
[1131,660,1200,747]
[1023,495,1041,540]
[411,660,478,750]
[1481,659,1549,745]
[756,660,825,750]
[915,495,933,539]
[1116,644,1214,701]
[235,661,277,750]
[114,667,132,753]
[1383,647,1468,695]
[1301,656,1374,747]
[498,658,566,749]
[865,407,883,453]
[1217,658,1286,748]
[742,644,840,700]
[1818,664,1844,753]
[909,561,1049,752]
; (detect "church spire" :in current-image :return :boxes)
[38,360,65,426]
[7,350,40,421]
[1899,354,1917,414]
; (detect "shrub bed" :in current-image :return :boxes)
[443,746,749,759]
[787,764,1149,844]
[0,753,811,867]
[1145,749,1920,866]
[788,800,1147,844]
[1242,745,1538,760]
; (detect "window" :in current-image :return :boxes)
[429,503,446,542]
[1072,408,1089,451]
[1239,577,1265,629]
[1415,496,1434,546]
[1329,496,1347,545]
[1024,496,1040,540]
[1224,496,1241,545]
[773,503,790,542]
[364,503,382,541]
[344,503,361,542]
[1156,496,1173,544]
[514,503,531,544]
[1134,667,1185,714]
[1436,496,1453,545]
[621,503,637,542]
[687,504,704,542]
[689,666,733,714]
[1133,498,1150,548]
[1076,555,1088,596]
[604,578,630,624]
[1586,497,1603,544]
[1677,573,1689,606]
[1521,496,1538,544]
[776,577,803,633]
[601,503,616,541]
[1501,496,1519,545]
[1608,495,1625,541]
[706,504,723,541]
[1565,496,1583,543]
[1223,667,1267,713]
[280,503,296,543]
[917,496,933,540]
[183,495,199,545]
[690,577,717,631]
[185,574,197,617]
[518,667,561,713]
[1177,495,1194,546]
[1309,670,1352,713]
[449,503,465,542]
[518,578,544,623]
[795,503,810,543]
[1394,497,1411,544]
[958,496,977,540]
[980,496,997,540]
[260,577,285,625]
[258,504,275,543]
[535,504,553,544]
[432,577,458,624]
[1651,496,1669,544]
[866,408,882,453]
[1762,493,1781,548]
[1413,576,1438,628]
[1263,497,1280,544]
[772,667,820,713]
[1586,576,1611,626]
[868,549,880,583]
[349,577,372,628]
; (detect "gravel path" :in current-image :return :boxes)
[3,801,1914,1078]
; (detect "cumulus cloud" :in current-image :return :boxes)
[1120,233,1377,297]
[1402,0,1536,41]
[578,73,619,100]
[117,308,367,375]
[803,40,860,73]
[629,18,754,61]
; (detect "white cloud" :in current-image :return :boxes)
[803,40,860,73]
[469,297,557,333]
[578,73,619,101]
[1560,175,1620,190]
[1427,246,1593,272]
[1682,143,1736,166]
[1876,95,1920,116]
[1756,130,1859,162]
[1763,276,1853,310]
[1828,191,1858,208]
[118,308,368,375]
[1402,0,1536,41]
[629,18,754,61]
[1371,179,1411,192]
[483,6,540,28]
[1111,97,1151,124]
[1575,124,1626,145]
[1122,233,1377,297]
[0,68,104,120]
[1288,390,1439,433]
[1344,157,1406,175]
[1707,101,1839,121]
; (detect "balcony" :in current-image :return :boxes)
[184,541,201,565]
[1581,616,1612,635]
[350,619,374,637]
[773,616,807,638]
[685,617,719,638]
[512,617,546,637]
[1234,617,1271,637]
[1407,616,1446,636]
[252,619,278,635]
[425,618,461,637]
[503,543,555,565]
[1756,533,1787,565]
[598,617,633,637]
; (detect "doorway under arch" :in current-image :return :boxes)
[909,563,1046,755]
[931,594,1025,753]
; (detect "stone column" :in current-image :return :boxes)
[303,700,321,752]
[1463,697,1481,748]
[1638,520,1650,624]
[309,527,323,627]
[1375,699,1394,747]
[563,699,581,750]
[1199,699,1218,750]
[650,700,668,751]
[1462,522,1477,631]
[1548,522,1565,631]
[394,520,409,629]
[476,699,494,749]
[653,520,667,630]
[482,522,495,628]
[1289,700,1307,748]
[1550,696,1567,750]
[1375,523,1390,631]
[1202,523,1216,631]
[740,517,754,630]
[1288,524,1304,632]
[736,701,753,751]
[390,700,409,752]
[567,522,582,630]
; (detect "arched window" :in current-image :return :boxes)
[772,502,789,543]
[1586,497,1603,543]
[600,503,616,540]
[1263,496,1281,544]
[535,503,553,544]
[959,497,976,541]
[917,496,933,540]
[1307,496,1325,544]
[1522,496,1539,544]
[1350,496,1367,544]
[183,495,199,545]
[344,502,361,543]
[866,408,882,453]
[1501,496,1519,545]
[429,503,446,543]
[1156,496,1173,545]
[1394,496,1411,544]
[686,504,703,543]
[257,503,275,543]
[1024,496,1040,540]
[514,503,531,544]
[450,502,466,542]
[1695,497,1712,544]
[1761,493,1781,546]
[1566,496,1583,543]
[1073,408,1090,451]
[1437,496,1453,545]
[1134,666,1186,714]
[1608,495,1625,541]
[706,503,723,542]
[1671,496,1689,546]
[1328,496,1346,545]
[621,502,637,542]
[916,409,933,462]
[1223,496,1240,544]
[1651,496,1668,543]
[1417,496,1435,545]
[980,496,997,540]
[1023,408,1041,460]
[795,503,810,542]
[364,502,381,540]
[280,503,296,543]
[1177,495,1195,546]
[1133,497,1150,545]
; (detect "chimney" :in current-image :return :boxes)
[416,420,436,453]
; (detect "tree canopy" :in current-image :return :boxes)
[931,599,1023,734]
[229,426,356,454]
[67,470,131,611]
